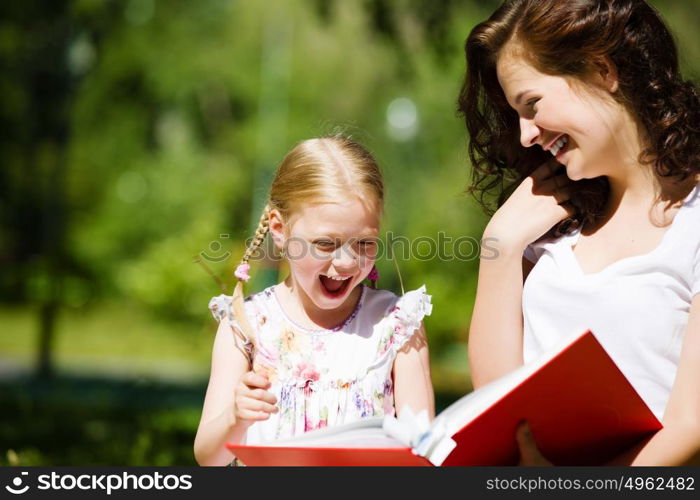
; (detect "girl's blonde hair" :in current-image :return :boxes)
[230,136,384,364]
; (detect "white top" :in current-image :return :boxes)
[208,284,432,444]
[523,182,700,421]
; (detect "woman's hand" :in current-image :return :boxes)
[484,160,575,253]
[234,371,279,427]
[516,421,553,466]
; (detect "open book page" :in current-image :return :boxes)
[424,330,588,464]
[254,416,405,449]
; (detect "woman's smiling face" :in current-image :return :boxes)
[271,196,380,312]
[496,45,626,181]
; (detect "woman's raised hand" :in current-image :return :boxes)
[484,160,575,253]
[234,371,279,426]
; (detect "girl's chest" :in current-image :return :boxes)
[255,321,385,377]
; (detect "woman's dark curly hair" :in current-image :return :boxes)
[458,0,700,235]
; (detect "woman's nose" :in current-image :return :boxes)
[519,117,540,148]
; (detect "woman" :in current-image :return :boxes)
[460,0,700,465]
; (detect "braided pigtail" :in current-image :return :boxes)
[231,204,272,366]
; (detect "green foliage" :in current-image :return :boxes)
[0,377,203,466]
[63,0,500,355]
[3,0,698,352]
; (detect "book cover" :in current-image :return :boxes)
[227,330,662,466]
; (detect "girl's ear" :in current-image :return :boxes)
[595,57,619,93]
[268,209,286,251]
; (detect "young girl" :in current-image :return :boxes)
[193,136,435,466]
[460,0,700,465]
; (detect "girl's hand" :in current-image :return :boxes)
[234,371,279,426]
[516,421,553,466]
[484,160,575,253]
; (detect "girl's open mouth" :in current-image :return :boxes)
[319,274,352,298]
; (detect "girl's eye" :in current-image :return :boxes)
[314,241,335,250]
[356,240,377,252]
[527,98,540,109]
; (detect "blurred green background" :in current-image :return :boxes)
[1,0,698,465]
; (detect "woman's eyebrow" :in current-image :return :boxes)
[515,89,534,105]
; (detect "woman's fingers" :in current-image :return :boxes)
[530,160,561,181]
[553,185,572,205]
[537,172,570,192]
[516,422,553,466]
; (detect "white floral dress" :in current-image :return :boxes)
[208,284,432,444]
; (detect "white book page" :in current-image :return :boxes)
[258,416,404,449]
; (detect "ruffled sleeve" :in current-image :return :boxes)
[208,294,236,324]
[378,285,432,358]
[208,294,255,360]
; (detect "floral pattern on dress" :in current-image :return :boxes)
[208,284,432,444]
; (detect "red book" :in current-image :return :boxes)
[227,330,662,466]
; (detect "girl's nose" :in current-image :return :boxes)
[331,244,357,270]
[519,117,540,148]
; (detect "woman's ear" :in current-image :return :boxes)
[268,209,286,252]
[595,57,619,93]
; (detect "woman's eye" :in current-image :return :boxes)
[527,98,540,109]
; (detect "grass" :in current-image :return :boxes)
[0,302,213,380]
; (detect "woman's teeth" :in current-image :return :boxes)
[550,135,568,156]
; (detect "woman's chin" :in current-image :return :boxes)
[561,163,585,182]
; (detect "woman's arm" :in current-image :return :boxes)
[468,161,572,388]
[468,246,530,389]
[193,319,276,466]
[605,294,700,465]
[393,323,435,419]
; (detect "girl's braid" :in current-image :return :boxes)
[240,204,271,267]
[230,204,272,367]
